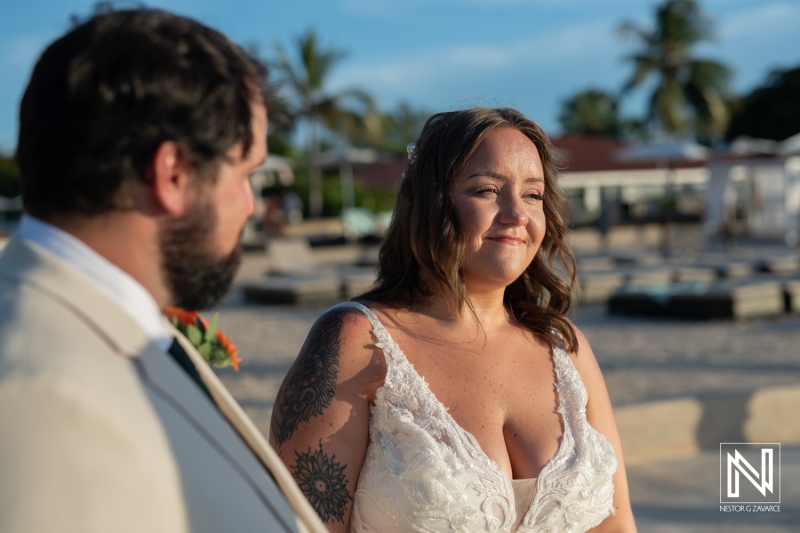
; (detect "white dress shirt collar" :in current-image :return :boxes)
[16,215,173,352]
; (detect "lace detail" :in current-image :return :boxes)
[331,302,617,533]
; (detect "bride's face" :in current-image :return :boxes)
[451,127,546,290]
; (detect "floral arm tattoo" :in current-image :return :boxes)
[271,312,345,446]
[271,311,358,524]
[292,440,352,523]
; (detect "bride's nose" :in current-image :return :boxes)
[498,194,529,226]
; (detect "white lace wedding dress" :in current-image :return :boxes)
[332,302,618,533]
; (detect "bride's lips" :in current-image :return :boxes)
[486,235,525,245]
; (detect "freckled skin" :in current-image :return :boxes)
[386,127,565,479]
[451,127,546,291]
[271,122,637,532]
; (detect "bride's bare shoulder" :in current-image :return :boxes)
[350,301,419,334]
[302,304,387,390]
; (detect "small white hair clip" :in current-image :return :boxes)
[407,142,417,161]
[402,142,418,178]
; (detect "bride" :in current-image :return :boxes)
[269,107,637,532]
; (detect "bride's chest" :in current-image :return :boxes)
[383,332,564,479]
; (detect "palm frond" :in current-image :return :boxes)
[688,59,733,93]
[651,77,687,134]
[297,29,347,90]
[620,55,659,94]
[619,0,731,139]
[617,21,651,44]
[272,43,309,99]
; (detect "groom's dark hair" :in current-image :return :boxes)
[17,6,267,218]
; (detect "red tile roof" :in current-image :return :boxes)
[354,157,406,188]
[551,135,705,172]
[352,135,716,189]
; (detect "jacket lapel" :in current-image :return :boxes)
[0,237,325,533]
[171,327,326,533]
[136,336,312,532]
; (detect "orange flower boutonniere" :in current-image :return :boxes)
[164,306,241,372]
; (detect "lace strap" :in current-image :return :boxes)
[323,302,400,365]
[551,345,589,421]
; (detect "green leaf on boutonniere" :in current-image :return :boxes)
[164,307,240,372]
[197,342,212,358]
[210,347,225,365]
[205,313,219,342]
[186,324,203,346]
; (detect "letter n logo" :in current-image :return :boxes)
[720,443,781,504]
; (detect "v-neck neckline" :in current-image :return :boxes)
[355,302,571,523]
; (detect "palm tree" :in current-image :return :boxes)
[558,89,622,137]
[273,29,376,217]
[243,45,295,156]
[0,151,20,198]
[618,0,733,142]
[353,101,429,155]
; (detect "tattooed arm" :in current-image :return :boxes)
[269,308,385,532]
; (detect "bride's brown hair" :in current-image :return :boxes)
[358,107,578,352]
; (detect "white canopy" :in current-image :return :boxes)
[726,133,800,157]
[311,147,379,167]
[249,154,295,188]
[616,139,709,162]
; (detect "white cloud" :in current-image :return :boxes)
[718,1,800,41]
[329,17,619,99]
[698,2,800,90]
[325,17,629,134]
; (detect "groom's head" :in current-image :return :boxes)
[17,7,268,309]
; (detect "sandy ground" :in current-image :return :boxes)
[211,238,800,438]
[211,267,800,532]
[628,445,800,532]
[209,227,800,532]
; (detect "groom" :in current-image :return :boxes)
[0,7,324,533]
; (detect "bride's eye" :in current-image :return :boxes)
[526,190,544,201]
[475,185,499,197]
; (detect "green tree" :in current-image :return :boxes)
[344,100,429,156]
[0,152,20,198]
[726,65,800,142]
[618,0,733,141]
[244,44,296,158]
[272,29,376,217]
[376,101,429,154]
[558,89,622,137]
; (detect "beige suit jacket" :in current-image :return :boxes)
[0,236,325,533]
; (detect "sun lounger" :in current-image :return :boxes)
[608,279,785,319]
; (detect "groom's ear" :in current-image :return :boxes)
[149,141,196,216]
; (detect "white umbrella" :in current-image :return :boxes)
[615,139,709,255]
[249,153,295,188]
[616,138,709,163]
[254,153,294,173]
[778,132,800,156]
[311,147,380,213]
[728,136,779,157]
[310,146,378,167]
[714,132,800,157]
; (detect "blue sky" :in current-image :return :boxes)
[1,0,799,151]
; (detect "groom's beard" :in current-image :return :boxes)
[160,195,242,311]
